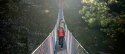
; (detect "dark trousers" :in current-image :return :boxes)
[58,36,64,48]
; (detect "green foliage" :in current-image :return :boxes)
[100,18,111,27]
[108,0,118,4]
[80,0,125,53]
[79,0,109,27]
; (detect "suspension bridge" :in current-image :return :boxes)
[31,0,89,54]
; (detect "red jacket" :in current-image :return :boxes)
[58,27,65,37]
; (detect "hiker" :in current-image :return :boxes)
[59,19,65,29]
[57,27,65,48]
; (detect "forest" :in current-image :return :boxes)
[79,0,125,54]
[0,0,125,54]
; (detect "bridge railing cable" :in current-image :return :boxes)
[31,6,63,54]
[64,25,89,54]
[31,34,54,54]
[63,17,89,54]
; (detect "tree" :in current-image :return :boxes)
[79,0,110,27]
[79,0,125,54]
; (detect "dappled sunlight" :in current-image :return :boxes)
[81,0,94,3]
[108,0,118,4]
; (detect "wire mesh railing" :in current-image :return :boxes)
[31,33,54,54]
[64,25,89,54]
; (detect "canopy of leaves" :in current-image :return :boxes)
[80,0,125,54]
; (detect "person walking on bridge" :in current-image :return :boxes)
[57,26,65,48]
